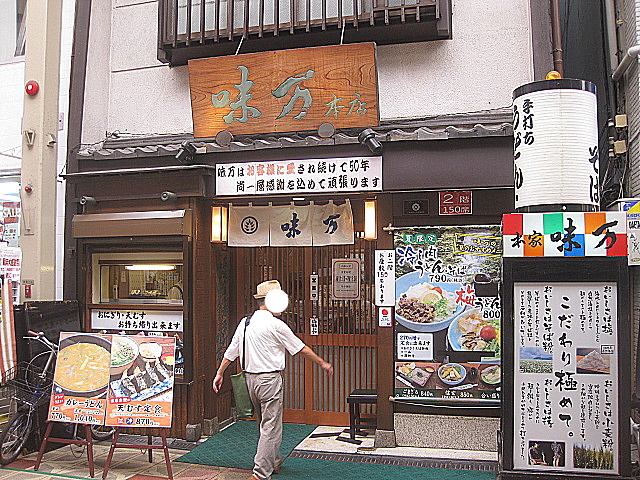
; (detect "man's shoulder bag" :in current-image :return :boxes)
[230,316,254,419]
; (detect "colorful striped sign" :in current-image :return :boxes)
[503,212,627,257]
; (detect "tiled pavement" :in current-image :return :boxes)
[0,425,498,480]
[0,443,251,480]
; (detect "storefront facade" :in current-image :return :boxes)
[62,0,554,444]
[64,117,514,441]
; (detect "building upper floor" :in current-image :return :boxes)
[80,0,551,145]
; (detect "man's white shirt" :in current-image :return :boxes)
[224,309,305,373]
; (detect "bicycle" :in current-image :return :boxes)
[0,331,114,465]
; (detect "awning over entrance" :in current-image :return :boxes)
[72,209,192,238]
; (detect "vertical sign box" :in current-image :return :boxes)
[500,257,632,480]
[375,250,395,306]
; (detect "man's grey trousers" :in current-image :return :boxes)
[246,372,284,479]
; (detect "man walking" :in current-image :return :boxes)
[213,280,334,480]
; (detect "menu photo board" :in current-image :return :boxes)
[48,333,176,428]
[513,283,619,474]
[393,226,502,405]
[90,309,185,379]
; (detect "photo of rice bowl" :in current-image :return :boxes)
[395,271,466,332]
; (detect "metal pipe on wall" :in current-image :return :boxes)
[550,0,564,76]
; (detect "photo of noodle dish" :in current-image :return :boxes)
[395,272,465,332]
[448,308,501,355]
[53,334,112,397]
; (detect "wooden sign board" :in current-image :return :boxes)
[188,43,379,137]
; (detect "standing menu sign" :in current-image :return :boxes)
[501,257,632,480]
[393,226,502,405]
[514,283,618,474]
[49,333,176,428]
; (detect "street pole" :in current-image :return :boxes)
[19,0,63,300]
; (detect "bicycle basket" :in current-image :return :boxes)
[0,361,53,408]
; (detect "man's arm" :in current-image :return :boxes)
[213,357,233,392]
[298,345,334,376]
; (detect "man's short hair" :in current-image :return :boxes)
[257,297,266,307]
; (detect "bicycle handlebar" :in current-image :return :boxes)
[23,331,57,351]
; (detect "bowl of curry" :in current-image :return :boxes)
[54,335,112,397]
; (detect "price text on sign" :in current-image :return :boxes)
[439,191,472,215]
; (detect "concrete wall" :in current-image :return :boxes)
[622,0,640,397]
[395,413,499,451]
[82,0,536,144]
[0,0,75,300]
[55,0,76,300]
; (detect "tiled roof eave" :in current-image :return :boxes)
[77,117,514,161]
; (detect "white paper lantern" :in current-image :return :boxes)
[513,79,599,211]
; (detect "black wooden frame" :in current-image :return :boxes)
[500,257,633,480]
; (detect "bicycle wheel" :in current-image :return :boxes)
[90,424,115,441]
[0,409,34,465]
[24,351,56,392]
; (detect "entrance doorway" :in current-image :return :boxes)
[236,237,377,425]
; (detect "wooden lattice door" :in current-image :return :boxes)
[236,238,377,425]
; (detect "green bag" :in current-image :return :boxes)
[230,371,254,418]
[231,316,254,418]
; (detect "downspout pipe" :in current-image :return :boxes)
[612,45,640,81]
[550,0,564,76]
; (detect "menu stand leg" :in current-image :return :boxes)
[85,424,95,478]
[34,421,54,470]
[161,429,173,480]
[148,433,153,462]
[101,428,119,480]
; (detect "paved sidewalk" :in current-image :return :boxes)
[0,443,251,480]
[0,426,498,480]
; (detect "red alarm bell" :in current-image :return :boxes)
[25,80,39,96]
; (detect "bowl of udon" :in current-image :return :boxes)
[54,334,112,397]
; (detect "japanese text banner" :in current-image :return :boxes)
[216,157,382,196]
[503,212,627,257]
[270,205,313,247]
[228,205,271,247]
[228,202,354,247]
[311,200,354,246]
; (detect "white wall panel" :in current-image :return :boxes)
[82,0,114,144]
[111,1,163,72]
[83,0,535,139]
[108,65,192,135]
[379,0,533,119]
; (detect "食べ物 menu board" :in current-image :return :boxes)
[513,283,618,474]
[48,333,175,428]
[393,226,502,405]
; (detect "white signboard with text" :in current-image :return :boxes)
[331,259,361,300]
[375,250,395,306]
[91,310,184,333]
[216,157,382,196]
[397,333,434,361]
[513,283,618,474]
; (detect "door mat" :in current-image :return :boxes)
[174,420,317,469]
[274,456,496,480]
[290,450,497,472]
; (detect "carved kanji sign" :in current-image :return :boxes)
[188,43,378,137]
